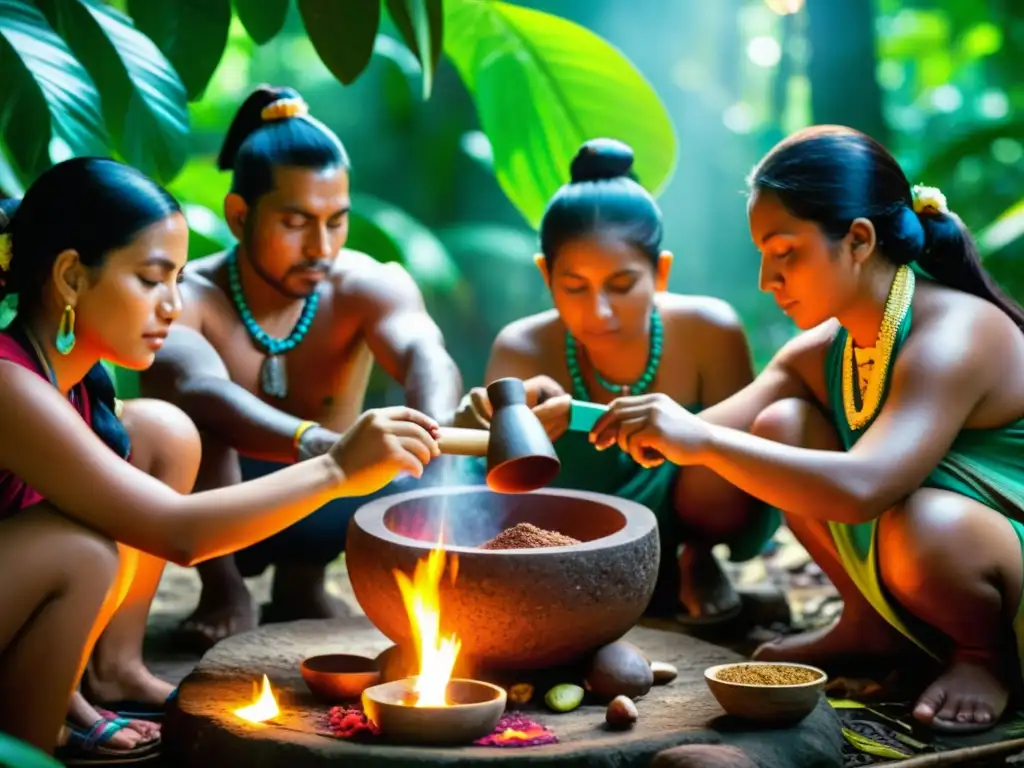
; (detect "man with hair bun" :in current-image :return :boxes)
[143,85,462,652]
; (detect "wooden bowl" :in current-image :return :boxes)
[704,662,827,725]
[300,654,380,701]
[361,678,506,745]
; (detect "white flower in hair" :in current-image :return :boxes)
[912,184,948,215]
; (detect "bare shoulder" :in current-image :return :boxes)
[178,252,230,328]
[905,281,1023,377]
[330,249,422,308]
[492,310,561,360]
[658,293,746,334]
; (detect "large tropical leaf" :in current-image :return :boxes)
[979,198,1024,258]
[298,0,381,86]
[0,0,107,185]
[385,0,443,98]
[349,193,461,292]
[127,0,231,101]
[233,0,289,46]
[182,202,236,261]
[36,0,189,184]
[443,0,678,229]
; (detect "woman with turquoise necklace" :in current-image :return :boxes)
[455,139,775,625]
[592,125,1024,734]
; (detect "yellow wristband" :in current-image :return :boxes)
[293,420,319,456]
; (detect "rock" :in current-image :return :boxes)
[651,662,678,685]
[585,640,653,702]
[605,695,638,729]
[507,683,533,706]
[544,683,584,713]
[650,744,758,768]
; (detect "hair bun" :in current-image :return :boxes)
[569,138,634,183]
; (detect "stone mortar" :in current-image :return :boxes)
[345,485,660,671]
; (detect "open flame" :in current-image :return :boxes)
[393,534,461,707]
[234,674,279,722]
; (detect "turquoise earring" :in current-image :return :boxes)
[55,304,76,355]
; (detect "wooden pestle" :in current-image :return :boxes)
[435,426,490,457]
[435,400,606,458]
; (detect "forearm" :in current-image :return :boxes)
[177,376,328,462]
[172,455,345,565]
[699,426,880,523]
[403,347,463,426]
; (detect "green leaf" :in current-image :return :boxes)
[349,193,460,291]
[0,0,108,184]
[36,0,189,184]
[841,728,910,760]
[979,197,1024,257]
[298,0,381,86]
[385,0,443,98]
[182,202,235,261]
[233,0,289,45]
[127,0,232,100]
[443,0,678,229]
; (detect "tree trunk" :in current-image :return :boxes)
[806,0,888,143]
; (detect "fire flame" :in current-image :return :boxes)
[393,537,461,707]
[234,674,279,722]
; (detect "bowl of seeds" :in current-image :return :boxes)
[704,661,827,725]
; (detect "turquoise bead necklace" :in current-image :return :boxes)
[565,308,663,401]
[227,247,319,399]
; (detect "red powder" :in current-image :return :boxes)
[480,522,580,550]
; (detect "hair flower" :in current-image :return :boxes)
[912,184,948,215]
[260,96,309,122]
[0,233,11,273]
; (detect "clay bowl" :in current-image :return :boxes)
[704,661,827,725]
[300,654,380,701]
[361,677,506,745]
[346,485,659,672]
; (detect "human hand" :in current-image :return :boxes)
[453,375,569,437]
[589,393,711,468]
[329,407,440,496]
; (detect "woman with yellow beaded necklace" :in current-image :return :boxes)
[592,125,1024,734]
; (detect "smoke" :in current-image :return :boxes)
[393,455,510,547]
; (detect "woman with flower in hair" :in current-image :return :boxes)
[0,159,439,757]
[592,125,1024,733]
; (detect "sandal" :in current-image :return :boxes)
[95,688,178,722]
[94,708,160,744]
[55,719,161,765]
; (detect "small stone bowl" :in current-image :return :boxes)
[361,678,507,745]
[300,654,381,701]
[704,661,827,726]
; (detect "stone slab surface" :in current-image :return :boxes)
[165,616,844,768]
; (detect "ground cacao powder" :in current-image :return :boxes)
[480,522,580,550]
[715,664,822,686]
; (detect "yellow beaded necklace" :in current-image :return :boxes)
[841,264,915,431]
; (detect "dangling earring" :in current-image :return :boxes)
[56,303,76,355]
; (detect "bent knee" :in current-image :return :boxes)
[879,490,1019,598]
[122,398,200,448]
[29,505,122,585]
[122,399,202,486]
[750,398,839,449]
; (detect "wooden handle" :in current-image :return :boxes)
[436,426,490,457]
